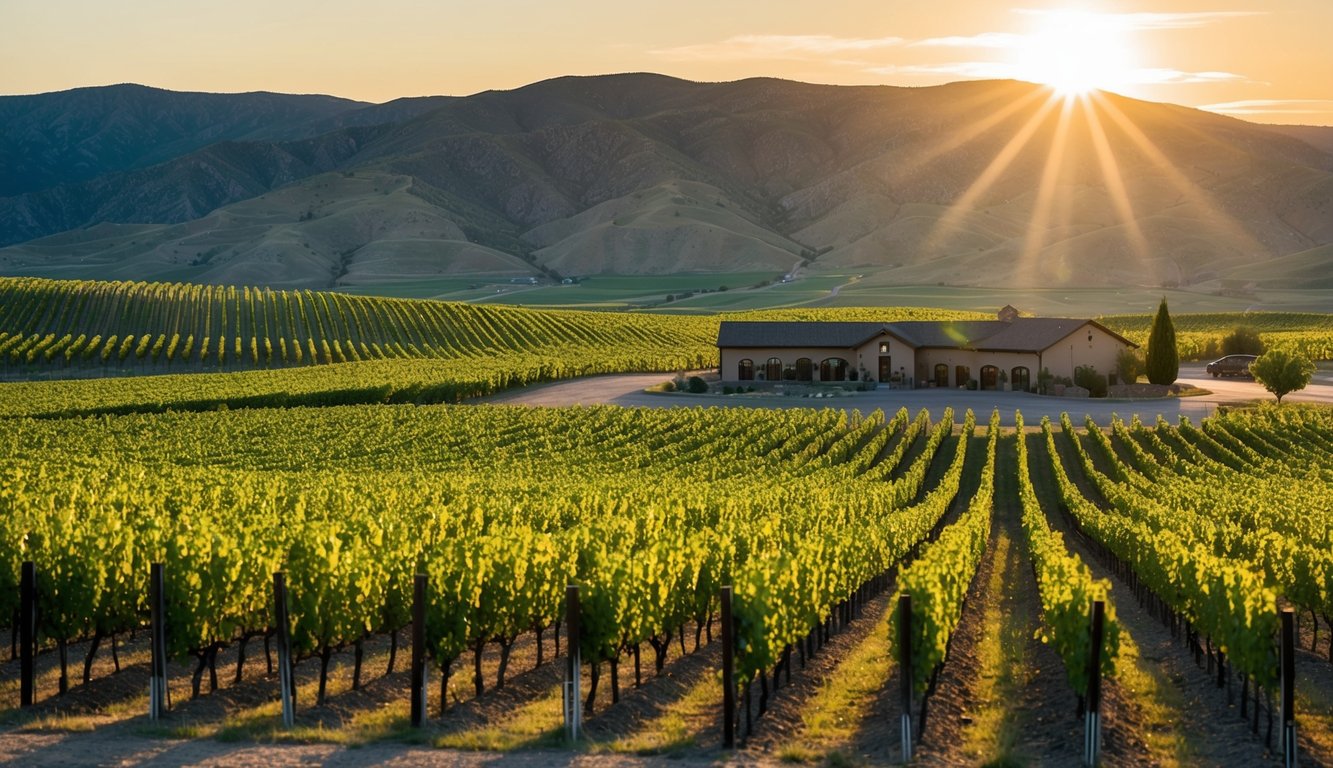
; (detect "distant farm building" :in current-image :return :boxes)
[716,310,1136,390]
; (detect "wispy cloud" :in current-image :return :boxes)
[1013,9,1267,30]
[1198,99,1333,115]
[869,62,1014,79]
[911,32,1023,49]
[651,34,904,62]
[1135,69,1251,85]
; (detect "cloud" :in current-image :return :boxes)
[651,34,904,62]
[1197,99,1333,115]
[1134,69,1250,85]
[1013,9,1267,30]
[869,62,1015,79]
[911,32,1023,49]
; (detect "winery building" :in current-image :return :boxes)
[716,307,1136,390]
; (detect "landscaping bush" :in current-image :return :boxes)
[1074,365,1108,398]
[686,376,709,394]
[1116,348,1143,385]
[1222,326,1266,356]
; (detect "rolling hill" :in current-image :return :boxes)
[2,75,1332,290]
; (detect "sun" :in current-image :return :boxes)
[1012,9,1140,96]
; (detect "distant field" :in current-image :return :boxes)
[345,268,1333,317]
[473,273,780,308]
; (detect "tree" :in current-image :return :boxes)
[1145,298,1178,385]
[1221,326,1265,356]
[1250,350,1315,404]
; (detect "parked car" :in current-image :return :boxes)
[1206,354,1257,377]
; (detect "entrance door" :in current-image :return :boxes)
[980,365,998,390]
[935,364,948,387]
[878,356,892,383]
[955,365,970,387]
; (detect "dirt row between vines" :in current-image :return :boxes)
[1036,428,1331,767]
[4,422,1326,766]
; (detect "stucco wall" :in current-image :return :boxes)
[915,350,1041,389]
[1039,325,1132,381]
[718,323,1132,387]
[720,340,916,383]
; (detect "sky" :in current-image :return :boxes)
[3,0,1331,125]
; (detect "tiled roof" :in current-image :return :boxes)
[717,318,1136,351]
[715,321,894,348]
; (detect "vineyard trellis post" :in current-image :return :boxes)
[410,574,426,728]
[20,561,36,707]
[563,584,581,742]
[898,593,912,763]
[273,572,295,729]
[1084,599,1105,766]
[149,563,168,720]
[1280,608,1297,768]
[721,585,735,749]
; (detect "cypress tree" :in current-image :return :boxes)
[1145,297,1178,385]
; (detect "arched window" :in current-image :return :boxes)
[955,365,970,388]
[1011,366,1030,392]
[934,363,949,387]
[765,357,783,382]
[980,365,999,390]
[796,358,813,381]
[738,359,754,381]
[819,357,848,382]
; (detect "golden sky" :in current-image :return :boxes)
[3,0,1331,125]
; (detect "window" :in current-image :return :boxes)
[796,358,813,381]
[738,359,754,380]
[820,357,848,381]
[878,341,890,354]
[980,365,999,390]
[765,357,783,382]
[1011,366,1030,391]
[934,364,948,387]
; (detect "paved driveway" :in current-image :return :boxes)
[481,363,1333,426]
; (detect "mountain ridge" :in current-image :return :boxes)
[2,74,1331,290]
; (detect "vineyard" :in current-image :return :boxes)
[1,399,1330,765]
[0,277,987,380]
[1101,311,1333,361]
[4,278,1329,396]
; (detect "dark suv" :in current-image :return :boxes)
[1206,354,1257,378]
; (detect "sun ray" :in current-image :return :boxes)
[1092,93,1268,265]
[1016,93,1077,282]
[895,85,1051,181]
[1079,95,1150,267]
[923,92,1062,255]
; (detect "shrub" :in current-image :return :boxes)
[686,376,709,394]
[722,385,735,395]
[966,379,978,391]
[1115,348,1143,385]
[1074,365,1108,398]
[1037,367,1054,395]
[1221,326,1265,356]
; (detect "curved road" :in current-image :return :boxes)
[481,363,1333,426]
